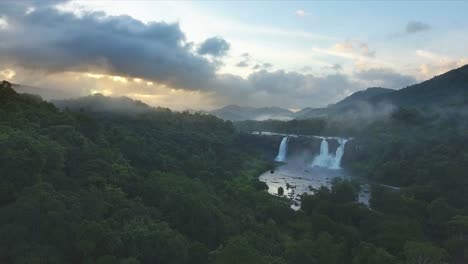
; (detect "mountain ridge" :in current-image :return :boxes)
[6,64,468,121]
[209,104,294,121]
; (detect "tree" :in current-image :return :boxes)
[404,241,446,264]
[330,178,359,203]
[352,242,395,264]
[213,237,267,264]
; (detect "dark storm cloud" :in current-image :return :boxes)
[406,21,431,34]
[197,37,230,57]
[0,1,421,109]
[356,68,417,88]
[0,1,216,90]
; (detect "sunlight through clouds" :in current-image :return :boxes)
[1,1,467,110]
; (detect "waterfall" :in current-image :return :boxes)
[311,137,348,169]
[275,137,288,162]
[311,138,332,168]
[331,138,348,169]
[319,137,329,156]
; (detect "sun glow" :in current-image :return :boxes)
[0,69,16,79]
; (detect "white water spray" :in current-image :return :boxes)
[275,137,288,162]
[311,137,348,170]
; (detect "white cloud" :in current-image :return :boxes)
[0,16,9,30]
[295,10,307,17]
[331,40,375,57]
[355,68,417,89]
[416,49,468,78]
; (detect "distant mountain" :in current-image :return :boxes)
[12,83,80,100]
[293,107,329,119]
[53,94,161,115]
[210,105,294,121]
[295,64,468,119]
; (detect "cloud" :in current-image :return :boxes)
[212,70,363,108]
[236,61,249,67]
[0,1,218,91]
[355,68,417,89]
[332,40,375,58]
[416,50,468,78]
[0,1,424,110]
[0,16,8,30]
[0,68,15,79]
[197,37,230,57]
[314,40,376,61]
[322,63,342,71]
[295,10,307,17]
[235,52,251,67]
[406,21,431,34]
[252,63,272,70]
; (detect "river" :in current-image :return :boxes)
[259,164,370,210]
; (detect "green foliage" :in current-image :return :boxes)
[404,241,447,264]
[213,237,268,264]
[352,242,395,264]
[1,86,467,263]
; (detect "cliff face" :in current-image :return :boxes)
[239,134,284,161]
[340,139,365,171]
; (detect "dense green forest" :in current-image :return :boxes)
[1,79,468,264]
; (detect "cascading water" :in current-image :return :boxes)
[331,138,348,169]
[311,138,332,167]
[311,137,348,170]
[275,136,288,162]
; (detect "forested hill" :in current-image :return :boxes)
[0,80,274,263]
[53,94,157,115]
[295,65,468,119]
[333,64,468,110]
[2,79,468,264]
[331,87,394,108]
[371,64,468,107]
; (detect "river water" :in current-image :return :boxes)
[259,164,370,210]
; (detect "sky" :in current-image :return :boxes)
[1,0,467,110]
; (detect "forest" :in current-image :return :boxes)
[1,79,468,264]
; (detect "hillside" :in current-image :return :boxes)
[372,64,468,107]
[2,79,468,263]
[210,104,294,121]
[296,65,468,119]
[53,94,158,115]
[332,87,394,108]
